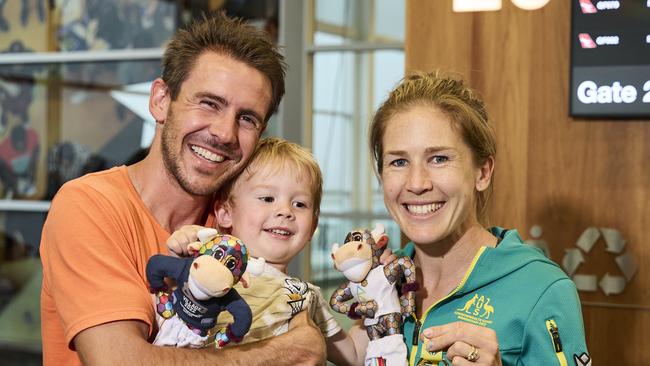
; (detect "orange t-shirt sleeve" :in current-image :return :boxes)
[41,181,157,348]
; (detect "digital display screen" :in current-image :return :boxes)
[570,0,650,118]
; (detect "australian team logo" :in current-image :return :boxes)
[454,293,494,326]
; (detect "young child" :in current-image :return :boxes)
[167,137,367,365]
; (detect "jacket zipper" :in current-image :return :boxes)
[409,319,420,365]
[545,319,568,366]
[410,247,487,365]
[412,319,421,346]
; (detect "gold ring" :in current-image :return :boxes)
[467,345,479,362]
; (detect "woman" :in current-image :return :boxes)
[368,71,589,365]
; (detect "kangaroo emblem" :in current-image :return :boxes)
[460,294,478,313]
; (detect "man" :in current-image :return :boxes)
[40,14,326,365]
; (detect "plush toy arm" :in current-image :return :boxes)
[383,256,415,285]
[399,286,417,318]
[393,256,418,317]
[213,327,231,349]
[145,254,184,292]
[329,282,354,315]
[354,299,378,319]
[223,290,253,343]
[213,291,252,349]
[400,257,417,285]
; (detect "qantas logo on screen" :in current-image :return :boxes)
[579,0,598,13]
[578,33,597,48]
[579,0,621,13]
[578,33,620,48]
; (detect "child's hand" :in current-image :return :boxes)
[167,225,206,256]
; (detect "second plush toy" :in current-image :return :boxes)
[330,224,417,366]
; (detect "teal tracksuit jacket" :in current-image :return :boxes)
[399,227,590,366]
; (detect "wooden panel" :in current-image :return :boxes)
[406,0,650,364]
[406,0,536,231]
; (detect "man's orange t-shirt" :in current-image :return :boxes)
[40,166,210,365]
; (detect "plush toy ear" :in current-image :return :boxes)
[371,223,388,248]
[240,272,250,289]
[371,223,385,239]
[375,234,389,249]
[197,228,219,244]
[247,257,265,277]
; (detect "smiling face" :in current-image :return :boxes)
[157,51,272,196]
[216,164,318,272]
[380,103,492,247]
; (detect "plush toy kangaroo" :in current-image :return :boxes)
[147,228,252,348]
[330,224,418,366]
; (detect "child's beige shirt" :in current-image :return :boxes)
[208,257,341,345]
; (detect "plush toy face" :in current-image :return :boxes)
[331,230,374,282]
[189,235,248,299]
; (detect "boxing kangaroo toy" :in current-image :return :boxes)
[330,224,417,366]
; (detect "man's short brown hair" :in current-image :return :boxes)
[162,13,286,122]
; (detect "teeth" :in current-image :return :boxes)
[268,229,291,236]
[191,145,225,162]
[406,203,443,215]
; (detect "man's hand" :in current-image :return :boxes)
[284,310,327,365]
[75,320,170,365]
[167,225,205,256]
[75,315,327,366]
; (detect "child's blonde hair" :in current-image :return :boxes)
[217,137,323,216]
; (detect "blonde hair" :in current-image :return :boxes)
[218,137,323,215]
[369,70,496,224]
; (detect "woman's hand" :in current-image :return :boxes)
[379,247,397,264]
[421,322,502,365]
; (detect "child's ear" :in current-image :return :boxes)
[215,201,234,230]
